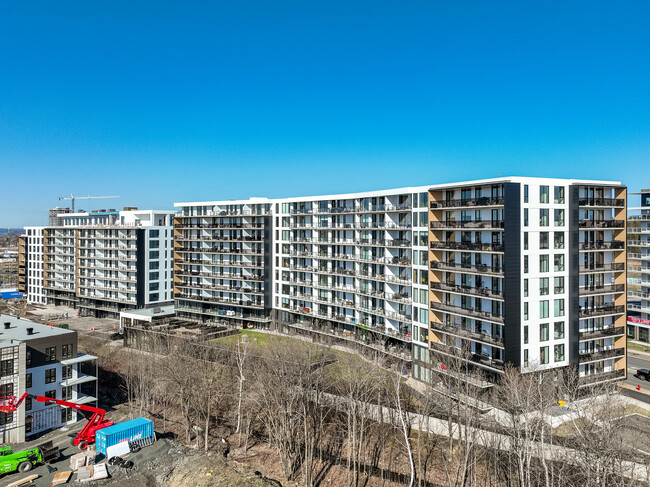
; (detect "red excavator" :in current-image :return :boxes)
[0,393,113,450]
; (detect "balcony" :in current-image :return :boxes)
[578,369,625,385]
[579,326,625,341]
[578,347,625,362]
[429,197,504,209]
[430,241,504,252]
[431,261,504,276]
[579,304,625,318]
[578,219,625,229]
[430,220,504,230]
[579,263,625,273]
[578,198,625,207]
[579,284,625,296]
[431,301,504,324]
[430,281,503,299]
[579,241,625,251]
[430,320,504,347]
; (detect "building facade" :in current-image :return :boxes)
[627,189,650,342]
[174,177,627,387]
[22,208,175,318]
[48,207,72,227]
[18,227,47,304]
[0,315,97,443]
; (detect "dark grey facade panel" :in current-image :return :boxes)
[503,182,521,366]
[136,229,146,308]
[568,185,580,364]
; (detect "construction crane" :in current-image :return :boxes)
[0,393,113,450]
[58,194,119,213]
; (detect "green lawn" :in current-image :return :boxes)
[627,339,650,353]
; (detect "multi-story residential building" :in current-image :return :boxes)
[22,208,175,318]
[0,315,97,443]
[173,177,627,387]
[18,227,47,304]
[48,207,72,227]
[627,189,650,342]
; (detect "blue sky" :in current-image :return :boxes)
[1,1,649,226]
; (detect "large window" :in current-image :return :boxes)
[554,321,565,339]
[554,276,565,294]
[524,325,529,344]
[540,323,549,342]
[540,209,549,226]
[554,255,565,272]
[524,209,529,226]
[554,186,565,204]
[26,373,32,388]
[554,299,565,317]
[0,359,14,377]
[524,303,529,321]
[540,300,549,319]
[540,255,549,272]
[540,232,549,249]
[554,209,565,227]
[540,346,549,365]
[540,186,549,204]
[554,344,565,362]
[44,390,56,399]
[62,344,73,359]
[45,368,57,384]
[524,349,529,367]
[554,232,564,249]
[62,365,72,380]
[45,347,56,362]
[540,278,549,296]
[524,185,529,203]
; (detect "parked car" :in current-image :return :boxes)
[636,369,650,380]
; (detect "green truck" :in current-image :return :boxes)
[0,440,59,475]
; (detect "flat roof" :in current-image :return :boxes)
[119,305,175,321]
[0,314,75,347]
[174,176,623,207]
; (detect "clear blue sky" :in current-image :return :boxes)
[1,1,649,227]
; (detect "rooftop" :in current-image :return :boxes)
[0,314,75,347]
[119,305,175,321]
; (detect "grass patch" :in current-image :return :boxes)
[212,330,273,347]
[627,339,650,353]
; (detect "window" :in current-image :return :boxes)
[524,279,528,297]
[554,209,565,227]
[524,349,529,367]
[149,261,159,270]
[540,209,549,226]
[149,239,159,249]
[45,368,57,384]
[62,365,72,380]
[524,255,529,273]
[540,300,549,319]
[149,282,159,291]
[149,250,159,259]
[45,347,56,362]
[554,276,564,294]
[62,386,72,401]
[540,255,549,272]
[149,293,159,302]
[524,302,529,321]
[540,232,549,249]
[554,232,565,249]
[554,186,565,204]
[540,186,549,203]
[25,397,32,411]
[0,359,14,377]
[554,254,564,272]
[540,278,549,295]
[26,373,32,388]
[524,184,529,203]
[524,325,529,344]
[62,344,73,359]
[44,390,56,399]
[540,323,549,341]
[0,412,13,425]
[524,208,529,226]
[149,271,159,280]
[554,322,565,339]
[554,299,565,317]
[540,346,549,365]
[149,230,159,238]
[524,232,528,250]
[554,344,565,362]
[61,408,73,423]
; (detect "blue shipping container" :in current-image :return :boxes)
[95,417,154,455]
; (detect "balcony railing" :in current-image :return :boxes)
[578,369,625,385]
[579,263,625,272]
[431,301,504,323]
[429,197,504,209]
[579,304,625,318]
[579,284,625,296]
[578,219,625,229]
[579,241,625,251]
[579,326,625,341]
[578,347,625,362]
[430,281,503,299]
[430,320,504,347]
[431,261,504,276]
[579,198,625,207]
[430,220,504,230]
[430,241,504,252]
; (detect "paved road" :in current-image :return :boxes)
[623,354,650,402]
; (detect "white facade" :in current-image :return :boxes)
[24,226,47,305]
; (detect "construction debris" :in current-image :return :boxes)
[51,470,72,485]
[69,451,95,471]
[5,474,39,487]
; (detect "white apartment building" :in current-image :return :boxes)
[19,227,47,305]
[174,177,627,388]
[22,208,175,318]
[627,189,650,342]
[0,315,97,443]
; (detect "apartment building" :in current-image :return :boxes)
[173,177,627,387]
[627,189,650,342]
[18,227,47,304]
[0,315,97,443]
[48,207,72,227]
[22,208,175,318]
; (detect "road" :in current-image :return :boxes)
[622,354,650,402]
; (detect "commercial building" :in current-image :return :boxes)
[174,177,627,387]
[21,208,175,318]
[627,189,650,342]
[0,315,97,443]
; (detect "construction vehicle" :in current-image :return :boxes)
[0,440,59,475]
[0,393,113,450]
